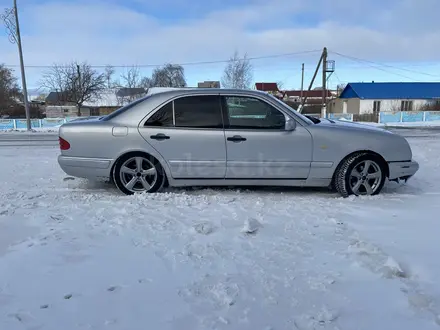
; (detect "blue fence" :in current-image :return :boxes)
[0,118,75,130]
[379,111,440,124]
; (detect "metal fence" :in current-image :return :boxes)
[379,111,440,124]
[303,111,440,124]
[0,117,76,130]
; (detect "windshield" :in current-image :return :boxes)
[265,93,315,125]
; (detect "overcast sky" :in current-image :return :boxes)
[1,0,440,92]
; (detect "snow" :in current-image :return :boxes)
[0,127,59,134]
[360,120,440,128]
[1,135,440,329]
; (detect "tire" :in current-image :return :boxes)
[112,152,165,195]
[334,153,386,198]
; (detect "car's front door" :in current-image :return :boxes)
[138,94,226,179]
[221,95,313,179]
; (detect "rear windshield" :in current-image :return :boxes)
[101,96,150,121]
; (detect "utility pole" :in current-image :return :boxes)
[2,0,31,130]
[300,63,304,104]
[322,47,328,118]
[77,64,82,116]
[299,51,324,112]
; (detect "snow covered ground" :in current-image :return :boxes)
[0,127,59,134]
[1,135,440,330]
[358,120,440,128]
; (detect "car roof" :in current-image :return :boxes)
[105,88,312,126]
[147,87,270,98]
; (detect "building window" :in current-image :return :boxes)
[373,101,381,113]
[401,100,413,111]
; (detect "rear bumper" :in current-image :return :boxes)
[388,160,419,180]
[58,155,113,180]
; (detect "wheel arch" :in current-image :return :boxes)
[110,149,170,184]
[331,150,390,186]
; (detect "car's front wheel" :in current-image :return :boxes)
[113,153,165,195]
[335,153,387,197]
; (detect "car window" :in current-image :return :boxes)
[102,95,150,121]
[223,96,286,129]
[145,101,173,127]
[174,95,223,128]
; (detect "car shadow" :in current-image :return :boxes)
[163,185,338,197]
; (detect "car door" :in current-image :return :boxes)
[221,94,313,179]
[138,94,226,179]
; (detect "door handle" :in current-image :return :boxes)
[150,133,170,141]
[227,135,246,142]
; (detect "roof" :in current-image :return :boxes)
[116,88,146,98]
[45,91,69,103]
[82,89,119,107]
[340,82,440,100]
[284,90,332,98]
[255,82,279,92]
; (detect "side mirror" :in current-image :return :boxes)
[285,117,296,131]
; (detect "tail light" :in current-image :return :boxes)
[59,137,70,150]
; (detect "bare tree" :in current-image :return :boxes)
[115,65,151,105]
[104,65,115,88]
[120,65,142,89]
[221,51,253,89]
[0,64,22,111]
[336,83,347,96]
[40,61,106,116]
[150,64,187,88]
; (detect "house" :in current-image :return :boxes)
[45,88,148,118]
[254,82,284,99]
[255,82,279,92]
[254,82,335,112]
[198,81,220,88]
[328,82,440,115]
[283,90,333,103]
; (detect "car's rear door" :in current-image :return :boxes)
[221,94,313,179]
[138,94,227,179]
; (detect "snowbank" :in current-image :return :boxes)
[360,120,440,128]
[0,127,59,134]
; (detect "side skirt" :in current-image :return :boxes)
[168,178,332,188]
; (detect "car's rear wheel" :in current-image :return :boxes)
[335,153,386,198]
[113,153,165,195]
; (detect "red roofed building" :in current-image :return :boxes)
[255,82,280,92]
[284,90,332,99]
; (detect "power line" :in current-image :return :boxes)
[3,49,321,69]
[330,50,440,79]
[330,51,419,81]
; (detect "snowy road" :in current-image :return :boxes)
[0,135,440,329]
[0,133,58,147]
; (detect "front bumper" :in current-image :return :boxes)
[388,160,419,181]
[58,155,113,180]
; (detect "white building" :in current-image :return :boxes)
[328,82,440,115]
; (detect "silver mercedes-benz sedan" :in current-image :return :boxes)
[57,88,419,197]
